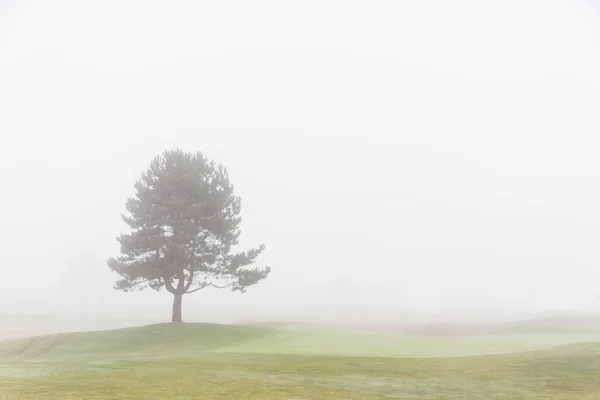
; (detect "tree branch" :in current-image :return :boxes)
[165,280,176,294]
[185,281,233,294]
[185,282,209,294]
[209,282,234,290]
[183,271,195,291]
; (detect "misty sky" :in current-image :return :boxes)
[1,0,599,324]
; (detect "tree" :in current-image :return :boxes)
[108,149,271,322]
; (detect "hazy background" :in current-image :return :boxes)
[1,0,600,330]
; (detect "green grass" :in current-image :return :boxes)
[1,322,600,399]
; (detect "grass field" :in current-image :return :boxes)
[1,321,600,399]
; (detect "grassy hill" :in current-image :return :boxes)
[0,313,160,341]
[1,322,600,399]
[2,321,600,359]
[0,323,271,357]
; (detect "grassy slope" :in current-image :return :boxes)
[217,323,600,357]
[0,323,274,359]
[1,322,600,399]
[2,322,599,359]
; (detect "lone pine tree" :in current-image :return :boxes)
[108,149,270,322]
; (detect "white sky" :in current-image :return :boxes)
[1,0,599,324]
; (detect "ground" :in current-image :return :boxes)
[1,322,599,399]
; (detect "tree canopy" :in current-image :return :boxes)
[108,149,270,322]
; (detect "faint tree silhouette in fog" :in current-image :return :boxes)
[108,149,270,322]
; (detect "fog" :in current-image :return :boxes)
[1,0,599,332]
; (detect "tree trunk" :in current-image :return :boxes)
[172,293,183,322]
